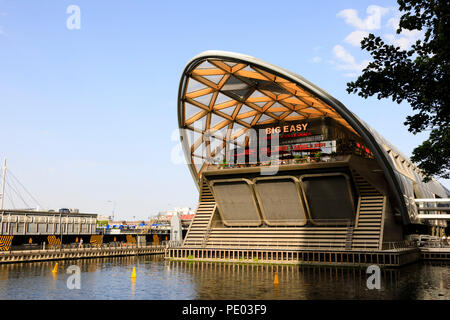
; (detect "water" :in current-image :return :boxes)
[0,256,448,300]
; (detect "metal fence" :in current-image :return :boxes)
[171,240,417,251]
[208,219,355,228]
[1,241,168,254]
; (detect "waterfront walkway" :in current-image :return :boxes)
[0,243,165,264]
[419,247,450,261]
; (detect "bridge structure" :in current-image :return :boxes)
[0,158,181,258]
[415,199,450,221]
[0,242,166,264]
[166,50,449,267]
[0,209,179,253]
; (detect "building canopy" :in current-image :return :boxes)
[179,52,359,177]
[178,51,448,225]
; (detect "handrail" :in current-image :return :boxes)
[2,242,168,254]
[414,199,450,203]
[209,219,355,228]
[204,154,364,170]
[178,240,416,252]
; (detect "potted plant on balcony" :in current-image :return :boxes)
[313,151,322,162]
[302,154,309,163]
[294,154,301,164]
[220,159,227,169]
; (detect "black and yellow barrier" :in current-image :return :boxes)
[0,236,13,251]
[126,235,136,244]
[90,235,103,247]
[47,235,61,245]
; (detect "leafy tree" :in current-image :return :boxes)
[97,220,109,227]
[346,0,449,181]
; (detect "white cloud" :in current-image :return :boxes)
[384,15,423,50]
[337,5,389,31]
[344,30,369,47]
[386,16,399,30]
[333,45,355,65]
[311,56,322,63]
[332,45,369,72]
[384,32,422,50]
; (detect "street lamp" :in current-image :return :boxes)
[107,200,116,221]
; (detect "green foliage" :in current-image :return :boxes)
[97,220,109,226]
[187,255,194,259]
[220,158,228,168]
[314,151,322,158]
[346,0,450,180]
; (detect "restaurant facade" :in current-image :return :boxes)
[171,51,448,261]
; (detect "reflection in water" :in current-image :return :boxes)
[131,278,136,298]
[0,256,447,300]
[165,261,450,300]
[166,261,390,299]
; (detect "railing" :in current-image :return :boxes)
[205,155,351,171]
[2,242,168,254]
[176,239,344,250]
[381,241,416,251]
[181,240,372,251]
[208,219,355,228]
[417,240,450,249]
[414,198,450,220]
[177,239,419,252]
[204,152,379,172]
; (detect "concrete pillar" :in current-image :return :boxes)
[136,235,146,247]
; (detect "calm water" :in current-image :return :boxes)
[0,255,448,300]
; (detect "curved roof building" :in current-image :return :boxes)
[176,51,448,252]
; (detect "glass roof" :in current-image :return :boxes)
[181,58,361,178]
[178,51,450,225]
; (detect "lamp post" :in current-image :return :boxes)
[59,210,63,252]
[107,200,116,222]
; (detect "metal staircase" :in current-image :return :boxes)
[345,226,354,250]
[182,180,216,247]
[351,170,385,249]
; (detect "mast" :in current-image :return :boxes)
[0,158,6,210]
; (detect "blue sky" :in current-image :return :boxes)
[0,0,448,219]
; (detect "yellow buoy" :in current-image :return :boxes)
[52,263,58,273]
[131,267,136,278]
[273,272,279,285]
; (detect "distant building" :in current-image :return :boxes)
[97,215,112,221]
[164,207,195,221]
